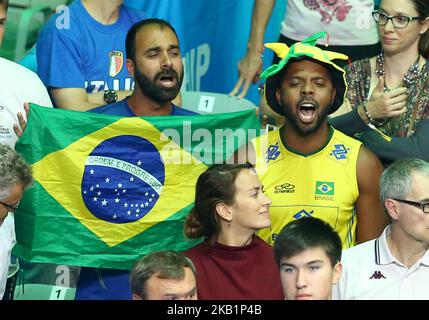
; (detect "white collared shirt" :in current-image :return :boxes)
[0,57,53,148]
[0,213,16,299]
[334,226,429,300]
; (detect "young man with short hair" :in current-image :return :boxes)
[274,217,342,300]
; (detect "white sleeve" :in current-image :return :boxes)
[0,213,15,299]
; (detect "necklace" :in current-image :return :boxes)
[375,53,421,92]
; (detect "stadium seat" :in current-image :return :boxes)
[14,283,76,300]
[7,255,19,279]
[12,261,79,300]
[181,91,257,114]
[0,0,68,61]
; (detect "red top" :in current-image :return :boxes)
[184,236,284,300]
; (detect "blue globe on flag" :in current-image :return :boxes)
[81,135,165,223]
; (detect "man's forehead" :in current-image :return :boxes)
[281,247,330,265]
[136,24,178,46]
[408,172,429,196]
[284,59,332,77]
[0,186,14,200]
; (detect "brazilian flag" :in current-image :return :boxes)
[13,104,260,270]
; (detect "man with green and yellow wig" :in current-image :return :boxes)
[236,32,388,250]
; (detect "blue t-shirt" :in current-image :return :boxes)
[91,98,197,116]
[75,100,196,300]
[37,0,146,94]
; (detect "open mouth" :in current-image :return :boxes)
[157,71,178,87]
[298,101,317,123]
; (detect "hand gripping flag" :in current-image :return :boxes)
[13,105,260,269]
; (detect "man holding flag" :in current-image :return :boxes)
[89,18,193,118]
[14,18,259,300]
[76,18,196,300]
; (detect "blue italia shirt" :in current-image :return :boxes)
[37,0,146,96]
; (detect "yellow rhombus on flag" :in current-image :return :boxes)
[32,116,207,247]
[13,105,260,269]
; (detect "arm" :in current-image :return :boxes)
[355,146,389,243]
[330,59,407,134]
[229,0,275,98]
[360,77,407,121]
[359,118,429,163]
[50,88,132,111]
[329,61,373,135]
[329,107,371,136]
[331,81,407,132]
[36,24,89,109]
[37,19,132,111]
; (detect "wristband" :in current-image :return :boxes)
[363,101,388,127]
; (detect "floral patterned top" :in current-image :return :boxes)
[345,58,429,137]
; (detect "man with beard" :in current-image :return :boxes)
[74,18,196,300]
[237,33,387,250]
[90,18,192,117]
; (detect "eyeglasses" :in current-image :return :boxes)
[392,198,429,213]
[0,200,20,212]
[372,11,422,29]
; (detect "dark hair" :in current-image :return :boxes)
[0,0,8,10]
[410,0,429,55]
[274,217,342,267]
[184,163,254,239]
[125,18,179,62]
[424,41,429,59]
[129,250,196,299]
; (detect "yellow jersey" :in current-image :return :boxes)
[252,127,361,249]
